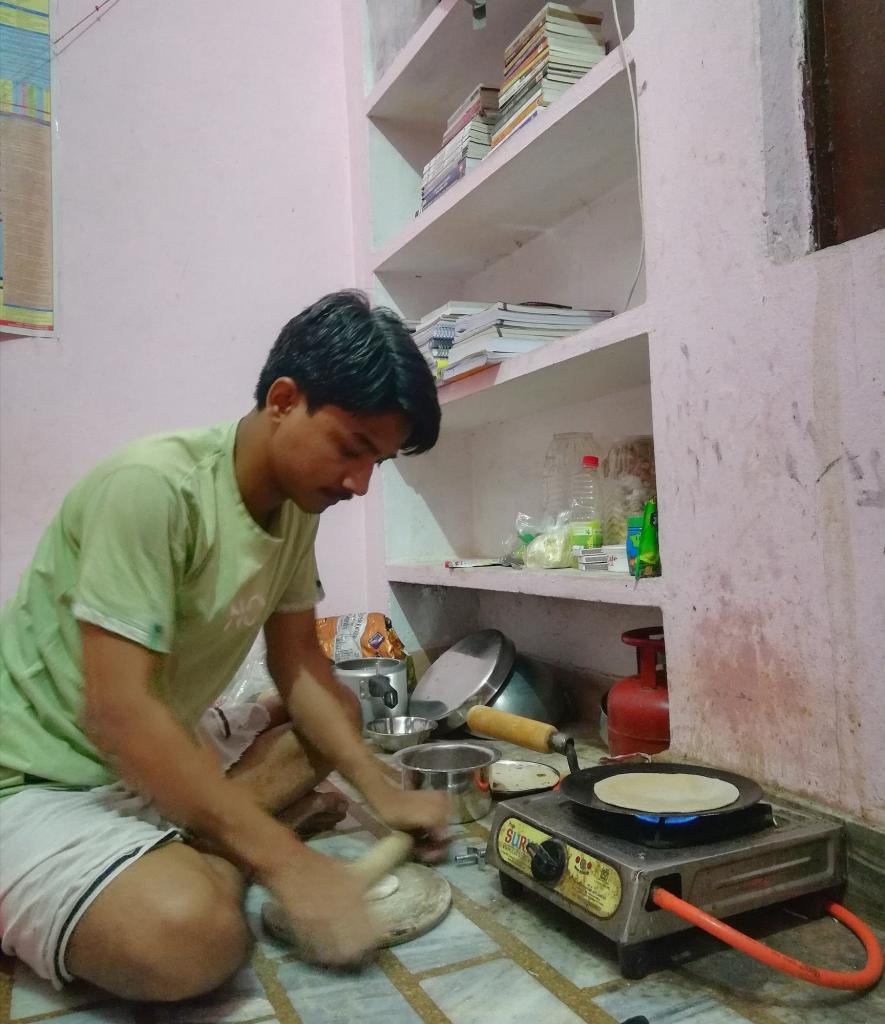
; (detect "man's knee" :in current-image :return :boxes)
[67,854,251,1001]
[133,888,252,1000]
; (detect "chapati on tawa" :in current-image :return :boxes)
[593,772,740,813]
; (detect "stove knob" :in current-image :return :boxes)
[529,839,567,884]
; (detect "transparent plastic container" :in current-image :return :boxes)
[602,436,656,544]
[541,432,600,521]
[568,455,602,565]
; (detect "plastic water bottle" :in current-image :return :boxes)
[569,455,602,565]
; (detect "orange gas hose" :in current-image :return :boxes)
[652,889,883,991]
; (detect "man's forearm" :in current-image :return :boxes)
[278,649,395,805]
[86,691,302,874]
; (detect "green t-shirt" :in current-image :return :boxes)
[0,421,323,797]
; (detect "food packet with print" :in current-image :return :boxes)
[524,511,573,569]
[315,612,416,689]
[634,497,662,579]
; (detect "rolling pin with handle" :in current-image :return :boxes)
[467,706,581,775]
[262,830,414,960]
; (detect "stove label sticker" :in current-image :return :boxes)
[497,818,622,919]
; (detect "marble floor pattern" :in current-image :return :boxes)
[2,740,883,1024]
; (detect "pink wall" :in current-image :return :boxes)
[0,0,366,615]
[636,1,885,823]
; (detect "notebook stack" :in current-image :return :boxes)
[440,301,613,384]
[412,300,494,376]
[421,85,498,210]
[492,4,606,150]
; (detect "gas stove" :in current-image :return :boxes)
[486,790,846,978]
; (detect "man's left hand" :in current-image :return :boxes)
[367,784,450,862]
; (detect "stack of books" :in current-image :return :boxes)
[492,4,606,150]
[421,85,498,210]
[412,300,494,376]
[440,302,613,384]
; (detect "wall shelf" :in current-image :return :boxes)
[437,307,648,430]
[372,48,634,276]
[387,562,664,606]
[366,0,543,128]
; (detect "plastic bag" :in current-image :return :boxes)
[500,511,548,566]
[221,613,416,705]
[315,613,417,690]
[524,511,573,569]
[221,634,275,704]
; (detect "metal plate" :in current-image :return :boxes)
[409,629,516,731]
[560,763,763,819]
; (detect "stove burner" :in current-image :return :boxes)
[571,800,776,848]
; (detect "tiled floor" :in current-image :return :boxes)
[2,739,883,1023]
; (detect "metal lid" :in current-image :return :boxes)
[410,629,516,731]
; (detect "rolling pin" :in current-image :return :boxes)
[261,830,415,961]
[467,706,580,774]
[348,830,413,890]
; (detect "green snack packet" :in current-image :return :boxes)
[634,496,661,579]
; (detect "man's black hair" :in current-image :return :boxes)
[255,290,440,455]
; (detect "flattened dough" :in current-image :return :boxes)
[594,772,740,813]
[490,760,560,795]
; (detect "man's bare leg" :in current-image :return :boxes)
[65,843,250,1001]
[226,721,348,834]
[65,694,358,1000]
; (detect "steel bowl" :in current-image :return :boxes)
[393,741,499,823]
[365,716,437,752]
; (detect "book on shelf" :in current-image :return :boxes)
[454,302,613,339]
[443,84,499,145]
[421,155,482,208]
[445,334,546,364]
[419,83,501,210]
[438,352,506,384]
[504,3,603,74]
[492,94,547,148]
[492,3,606,151]
[492,106,543,148]
[423,120,495,181]
[416,300,494,329]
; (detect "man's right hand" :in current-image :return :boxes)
[259,846,382,966]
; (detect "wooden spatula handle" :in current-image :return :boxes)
[467,706,557,753]
[347,831,413,890]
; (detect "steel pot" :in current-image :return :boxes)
[332,657,409,726]
[393,742,499,823]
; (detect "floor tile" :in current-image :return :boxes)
[39,1007,136,1023]
[141,964,272,1022]
[276,959,421,1023]
[10,961,105,1020]
[434,860,504,908]
[391,907,498,973]
[592,971,755,1023]
[489,895,621,989]
[681,913,885,1024]
[420,958,585,1023]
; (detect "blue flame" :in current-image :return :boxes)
[634,814,700,826]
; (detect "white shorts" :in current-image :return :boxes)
[0,700,271,988]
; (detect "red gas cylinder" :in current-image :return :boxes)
[607,626,669,756]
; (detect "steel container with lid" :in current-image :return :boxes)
[408,629,515,731]
[408,629,565,731]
